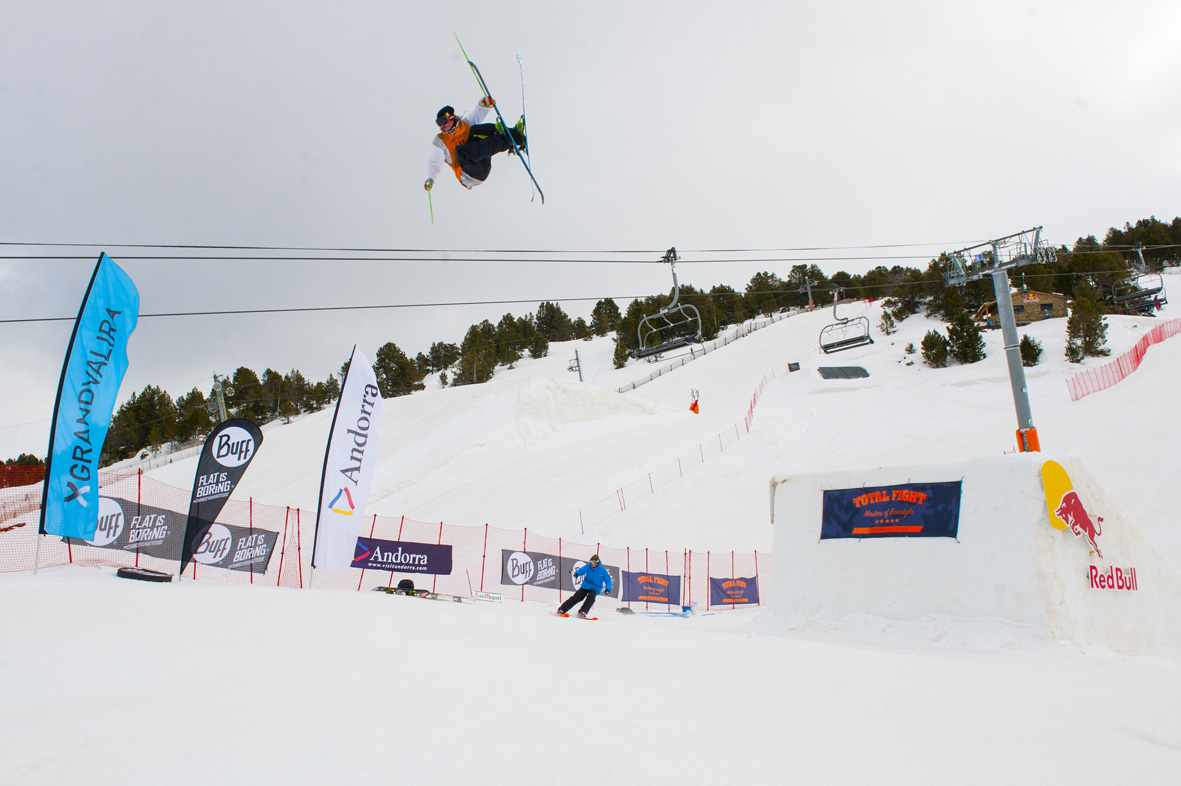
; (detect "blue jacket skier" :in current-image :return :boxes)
[424,98,526,192]
[557,555,612,618]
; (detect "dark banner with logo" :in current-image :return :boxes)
[67,494,183,559]
[186,521,279,574]
[821,481,962,540]
[709,576,760,606]
[352,537,453,575]
[180,419,264,572]
[621,571,682,605]
[67,494,279,573]
[499,550,619,598]
[67,493,279,573]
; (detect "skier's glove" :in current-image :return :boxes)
[479,96,495,108]
[424,179,433,191]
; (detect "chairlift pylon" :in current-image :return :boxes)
[632,247,703,359]
[818,288,873,354]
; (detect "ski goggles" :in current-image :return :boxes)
[436,113,455,128]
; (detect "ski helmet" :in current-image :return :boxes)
[436,106,455,127]
[590,554,600,564]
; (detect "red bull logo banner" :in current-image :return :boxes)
[621,571,682,605]
[1041,460,1138,591]
[821,481,962,540]
[709,576,760,606]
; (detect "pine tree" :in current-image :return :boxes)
[1019,334,1043,367]
[921,330,950,368]
[947,312,986,364]
[1065,282,1110,363]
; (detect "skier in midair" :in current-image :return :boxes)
[557,555,612,618]
[424,97,526,193]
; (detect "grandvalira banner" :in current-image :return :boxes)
[40,253,139,541]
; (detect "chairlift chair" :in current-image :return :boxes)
[632,248,703,359]
[1110,272,1166,314]
[818,290,873,354]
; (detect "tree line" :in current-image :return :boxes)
[8,215,1177,466]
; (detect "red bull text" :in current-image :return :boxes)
[1088,565,1138,592]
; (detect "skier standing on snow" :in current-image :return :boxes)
[557,554,612,618]
[424,98,526,193]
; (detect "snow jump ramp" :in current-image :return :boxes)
[769,454,1181,651]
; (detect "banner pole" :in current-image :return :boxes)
[33,533,41,575]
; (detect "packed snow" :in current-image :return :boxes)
[4,278,1181,785]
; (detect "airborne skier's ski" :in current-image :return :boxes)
[455,35,545,204]
[516,54,536,203]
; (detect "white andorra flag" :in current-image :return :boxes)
[312,346,386,572]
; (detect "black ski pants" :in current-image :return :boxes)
[558,587,599,616]
[456,123,523,182]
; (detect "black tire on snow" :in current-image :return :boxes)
[116,566,173,583]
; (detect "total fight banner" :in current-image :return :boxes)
[620,571,682,605]
[500,550,620,598]
[40,253,139,540]
[179,419,264,573]
[312,346,386,572]
[709,576,760,606]
[66,494,278,573]
[821,481,962,540]
[352,537,452,575]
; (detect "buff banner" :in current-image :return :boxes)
[40,253,139,540]
[179,419,264,573]
[67,494,278,573]
[312,346,386,572]
[821,480,962,540]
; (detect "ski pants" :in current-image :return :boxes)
[456,123,523,183]
[558,587,599,616]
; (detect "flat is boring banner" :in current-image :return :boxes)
[500,550,619,597]
[68,494,278,573]
[821,481,962,540]
[180,419,264,573]
[40,253,139,540]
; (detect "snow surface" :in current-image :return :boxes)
[4,278,1181,784]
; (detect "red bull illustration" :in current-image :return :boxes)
[1055,490,1103,559]
[1041,460,1104,558]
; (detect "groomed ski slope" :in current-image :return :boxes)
[5,275,1181,785]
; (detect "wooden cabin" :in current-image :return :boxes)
[973,289,1071,327]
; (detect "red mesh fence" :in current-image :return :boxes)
[0,473,768,611]
[1066,317,1181,401]
[0,351,794,608]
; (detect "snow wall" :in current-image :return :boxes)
[769,454,1181,652]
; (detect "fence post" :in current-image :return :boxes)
[277,506,289,587]
[432,522,443,594]
[480,523,489,592]
[357,513,377,592]
[296,508,303,589]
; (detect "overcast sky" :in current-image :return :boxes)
[2,0,1179,459]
